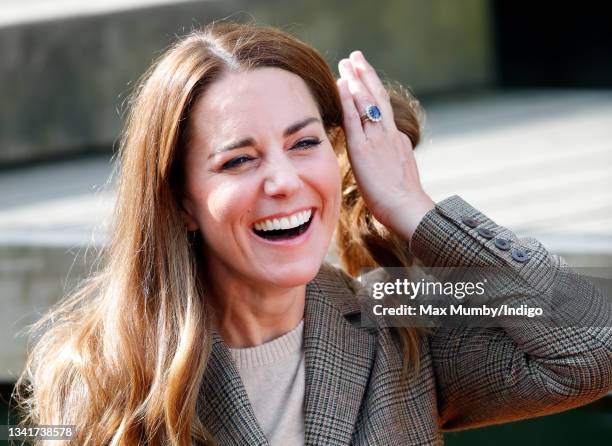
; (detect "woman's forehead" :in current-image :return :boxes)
[189,67,321,145]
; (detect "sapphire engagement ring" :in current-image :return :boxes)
[360,104,382,125]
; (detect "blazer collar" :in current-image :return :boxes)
[197,262,377,445]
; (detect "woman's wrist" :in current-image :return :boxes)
[390,192,435,242]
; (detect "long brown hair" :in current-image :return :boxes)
[14,21,426,445]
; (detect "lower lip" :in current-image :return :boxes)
[250,209,317,248]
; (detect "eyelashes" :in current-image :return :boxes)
[221,155,252,170]
[293,138,323,150]
[220,138,322,171]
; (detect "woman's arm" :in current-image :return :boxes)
[336,50,611,430]
[410,194,612,430]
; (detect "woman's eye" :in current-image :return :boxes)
[292,138,322,150]
[219,139,321,171]
[221,156,253,170]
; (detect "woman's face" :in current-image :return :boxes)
[180,67,341,290]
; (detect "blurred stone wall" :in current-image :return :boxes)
[0,0,494,164]
[0,246,96,381]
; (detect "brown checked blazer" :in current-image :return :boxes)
[195,195,612,445]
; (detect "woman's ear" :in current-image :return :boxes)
[180,197,199,231]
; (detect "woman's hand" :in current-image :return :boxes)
[336,50,435,242]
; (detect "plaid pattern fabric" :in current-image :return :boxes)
[196,195,612,445]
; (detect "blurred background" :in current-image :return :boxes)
[1,0,610,444]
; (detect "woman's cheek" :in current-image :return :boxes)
[303,148,341,221]
[302,143,340,179]
[201,178,256,226]
[318,149,342,198]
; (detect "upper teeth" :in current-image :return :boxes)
[254,209,312,231]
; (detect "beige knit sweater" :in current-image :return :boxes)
[228,319,305,446]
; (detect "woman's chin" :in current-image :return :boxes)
[259,259,324,288]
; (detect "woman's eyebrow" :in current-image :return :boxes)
[283,116,320,137]
[208,116,321,159]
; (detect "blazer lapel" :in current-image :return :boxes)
[197,330,269,445]
[303,263,378,446]
[197,263,377,446]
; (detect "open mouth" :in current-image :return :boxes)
[252,209,314,241]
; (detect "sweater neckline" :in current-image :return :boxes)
[228,319,304,369]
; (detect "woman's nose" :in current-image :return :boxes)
[263,154,304,197]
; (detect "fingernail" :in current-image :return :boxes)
[351,50,364,61]
[339,60,352,74]
[350,51,366,69]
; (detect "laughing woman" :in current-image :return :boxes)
[15,22,611,445]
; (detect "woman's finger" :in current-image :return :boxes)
[336,78,366,150]
[349,51,395,130]
[338,59,389,134]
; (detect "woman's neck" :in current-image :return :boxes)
[205,269,306,348]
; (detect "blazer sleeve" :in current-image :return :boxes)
[408,195,612,431]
